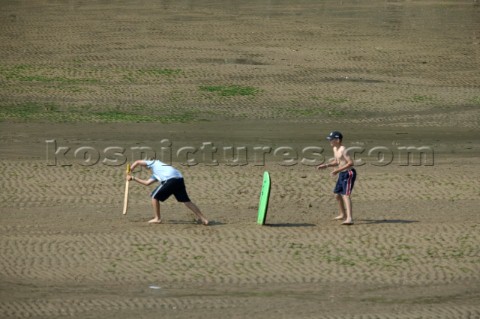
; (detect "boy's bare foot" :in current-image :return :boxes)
[342,220,353,225]
[196,218,209,226]
[148,218,162,224]
[333,215,345,221]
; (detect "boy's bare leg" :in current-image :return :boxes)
[342,195,353,225]
[184,201,209,225]
[334,193,346,220]
[149,198,162,224]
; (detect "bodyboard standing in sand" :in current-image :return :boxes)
[122,163,131,215]
[257,171,271,225]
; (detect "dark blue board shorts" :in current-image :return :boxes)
[151,178,191,202]
[334,168,356,196]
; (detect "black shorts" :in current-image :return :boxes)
[333,168,356,196]
[150,178,191,202]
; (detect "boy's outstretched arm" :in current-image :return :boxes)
[127,160,156,186]
[130,160,147,171]
[316,158,338,170]
[127,175,156,186]
[135,177,157,186]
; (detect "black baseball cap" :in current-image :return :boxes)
[326,131,343,140]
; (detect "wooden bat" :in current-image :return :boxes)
[122,163,131,215]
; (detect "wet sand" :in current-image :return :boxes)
[1,1,480,318]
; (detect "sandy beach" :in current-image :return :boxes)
[1,1,479,318]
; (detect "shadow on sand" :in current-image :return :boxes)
[358,219,419,225]
[164,220,225,226]
[265,223,316,228]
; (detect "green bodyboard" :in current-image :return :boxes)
[257,171,271,225]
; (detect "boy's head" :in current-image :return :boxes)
[326,131,343,143]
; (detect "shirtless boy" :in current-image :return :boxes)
[126,159,209,225]
[316,131,357,225]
